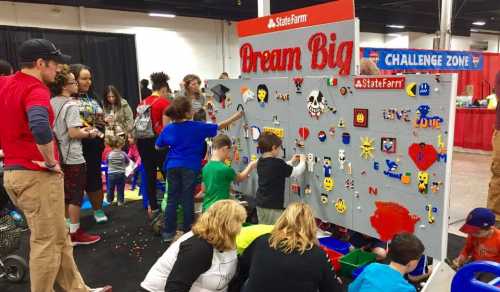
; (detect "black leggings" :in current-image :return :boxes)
[137,137,166,211]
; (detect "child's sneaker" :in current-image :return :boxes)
[94,209,108,223]
[161,232,175,243]
[71,229,101,246]
[117,201,125,207]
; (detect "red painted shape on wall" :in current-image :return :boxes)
[370,201,420,241]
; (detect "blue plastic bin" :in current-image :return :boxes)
[352,265,368,279]
[319,237,351,255]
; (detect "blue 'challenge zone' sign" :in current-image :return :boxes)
[364,48,483,71]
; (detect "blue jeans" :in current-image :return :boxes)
[164,168,197,236]
[107,172,126,203]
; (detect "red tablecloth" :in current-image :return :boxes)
[454,108,495,151]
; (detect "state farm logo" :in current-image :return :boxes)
[267,13,308,29]
[267,18,276,29]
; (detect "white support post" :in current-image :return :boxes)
[439,0,453,50]
[78,6,86,31]
[258,0,270,17]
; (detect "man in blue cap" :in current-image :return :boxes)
[0,39,111,292]
[453,207,500,267]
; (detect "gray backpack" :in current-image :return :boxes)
[133,99,159,139]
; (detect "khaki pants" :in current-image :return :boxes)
[4,170,89,292]
[256,207,283,225]
[488,130,500,219]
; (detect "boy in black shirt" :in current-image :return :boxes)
[256,132,306,224]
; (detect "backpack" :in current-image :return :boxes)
[133,98,159,139]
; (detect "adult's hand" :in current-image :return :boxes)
[32,160,63,175]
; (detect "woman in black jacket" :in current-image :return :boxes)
[238,202,342,292]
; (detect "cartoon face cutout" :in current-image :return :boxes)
[256,84,269,104]
[324,157,332,167]
[320,193,329,204]
[335,198,347,214]
[307,90,326,119]
[323,177,334,192]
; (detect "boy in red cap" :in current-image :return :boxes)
[453,207,500,267]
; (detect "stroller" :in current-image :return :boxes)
[0,213,28,283]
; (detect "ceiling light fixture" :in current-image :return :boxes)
[386,24,405,29]
[149,13,176,18]
[472,21,486,26]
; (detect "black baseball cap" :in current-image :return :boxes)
[18,39,71,64]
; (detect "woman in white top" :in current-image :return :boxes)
[141,200,247,292]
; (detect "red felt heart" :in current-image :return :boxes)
[298,127,310,140]
[408,143,438,171]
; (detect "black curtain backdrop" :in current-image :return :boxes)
[0,25,140,111]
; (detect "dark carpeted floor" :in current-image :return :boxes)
[0,201,466,292]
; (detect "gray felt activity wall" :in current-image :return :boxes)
[207,73,457,260]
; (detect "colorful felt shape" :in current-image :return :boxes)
[414,105,443,129]
[210,84,229,103]
[339,87,352,95]
[298,127,310,140]
[251,126,261,141]
[370,201,420,241]
[401,172,411,184]
[307,90,326,119]
[323,157,332,177]
[293,77,304,93]
[408,143,438,171]
[417,171,429,194]
[335,198,347,214]
[425,204,437,224]
[320,193,329,204]
[328,125,336,137]
[240,86,255,104]
[327,77,338,86]
[338,118,346,128]
[406,82,417,97]
[318,130,327,142]
[360,137,375,160]
[381,137,397,154]
[342,132,350,145]
[323,177,334,192]
[419,83,430,96]
[353,108,368,127]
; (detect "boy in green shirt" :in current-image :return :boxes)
[201,134,257,210]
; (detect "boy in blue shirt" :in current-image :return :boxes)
[349,232,425,292]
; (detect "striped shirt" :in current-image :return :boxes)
[107,150,130,174]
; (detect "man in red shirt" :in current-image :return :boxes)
[0,39,111,292]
